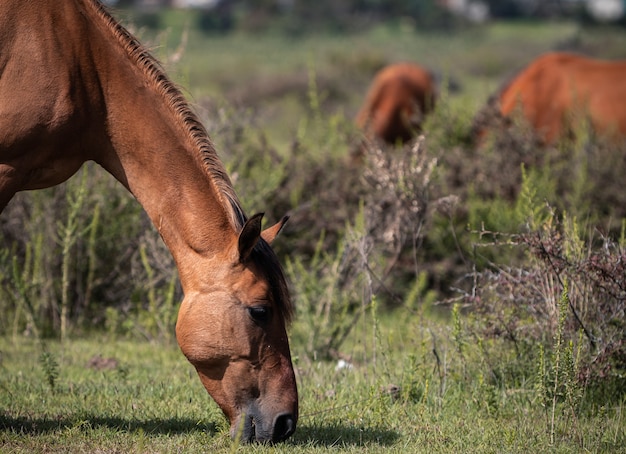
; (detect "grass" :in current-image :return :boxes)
[0,336,223,452]
[2,308,625,452]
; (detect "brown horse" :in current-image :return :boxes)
[476,52,626,144]
[356,62,436,144]
[0,0,297,443]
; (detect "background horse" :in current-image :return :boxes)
[0,0,297,443]
[475,52,626,144]
[355,62,437,144]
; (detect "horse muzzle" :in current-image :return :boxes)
[233,406,297,443]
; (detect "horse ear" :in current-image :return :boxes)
[261,215,289,245]
[238,213,264,262]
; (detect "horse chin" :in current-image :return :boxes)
[232,407,294,443]
[232,413,256,443]
[232,412,268,443]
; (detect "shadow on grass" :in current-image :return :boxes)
[1,414,399,447]
[289,422,400,447]
[0,413,217,436]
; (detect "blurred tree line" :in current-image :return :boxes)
[178,0,457,34]
[230,0,454,33]
[117,0,622,34]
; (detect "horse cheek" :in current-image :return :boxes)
[176,295,228,365]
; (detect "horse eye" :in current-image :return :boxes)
[247,306,271,324]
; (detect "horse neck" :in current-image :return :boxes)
[105,129,238,288]
[84,2,242,290]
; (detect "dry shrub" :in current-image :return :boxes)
[287,136,438,358]
[268,130,438,307]
[360,137,437,293]
[460,107,626,226]
[469,209,625,388]
[431,109,626,304]
[583,137,626,228]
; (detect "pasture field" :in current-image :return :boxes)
[1,316,623,453]
[2,9,626,453]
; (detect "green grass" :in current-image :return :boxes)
[0,336,225,452]
[2,309,624,452]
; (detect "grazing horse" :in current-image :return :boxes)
[475,52,626,144]
[0,0,297,443]
[356,62,436,144]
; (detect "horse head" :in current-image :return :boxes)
[175,214,297,443]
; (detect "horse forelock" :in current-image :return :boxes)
[86,0,245,232]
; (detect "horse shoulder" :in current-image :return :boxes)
[0,0,102,196]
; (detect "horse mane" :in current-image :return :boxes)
[86,0,246,231]
[86,0,293,322]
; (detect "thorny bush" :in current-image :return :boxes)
[468,209,625,392]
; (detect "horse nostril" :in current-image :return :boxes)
[272,413,296,442]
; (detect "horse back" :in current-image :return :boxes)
[498,52,626,142]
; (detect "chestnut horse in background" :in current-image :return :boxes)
[356,62,437,144]
[0,0,297,443]
[475,52,626,144]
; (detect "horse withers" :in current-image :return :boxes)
[0,0,297,443]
